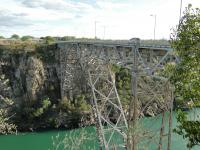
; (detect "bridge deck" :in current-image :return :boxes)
[56,40,172,51]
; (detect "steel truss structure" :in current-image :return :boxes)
[58,39,176,150]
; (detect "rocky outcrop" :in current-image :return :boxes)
[0,44,165,130]
[26,57,45,102]
[0,47,60,106]
[0,45,95,131]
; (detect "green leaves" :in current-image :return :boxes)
[115,66,132,108]
[171,4,200,106]
[174,110,200,148]
[43,36,55,44]
[33,97,51,117]
[11,34,20,39]
[171,4,200,148]
[21,35,34,41]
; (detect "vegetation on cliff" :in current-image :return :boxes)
[0,41,92,131]
[0,75,17,134]
[0,37,172,132]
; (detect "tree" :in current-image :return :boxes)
[0,35,5,39]
[171,4,200,148]
[43,36,55,44]
[11,34,20,39]
[62,36,76,41]
[21,35,34,41]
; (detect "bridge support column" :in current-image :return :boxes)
[88,60,128,150]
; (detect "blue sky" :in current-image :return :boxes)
[0,0,199,39]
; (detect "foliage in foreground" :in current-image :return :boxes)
[173,110,200,148]
[171,4,200,106]
[49,128,96,150]
[171,4,200,148]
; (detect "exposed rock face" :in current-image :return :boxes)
[26,57,45,102]
[0,47,61,107]
[0,44,166,130]
[0,45,94,130]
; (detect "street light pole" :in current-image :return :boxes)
[179,0,183,21]
[150,14,156,40]
[103,26,106,39]
[95,21,97,39]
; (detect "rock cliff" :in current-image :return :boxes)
[0,43,166,131]
[0,44,92,131]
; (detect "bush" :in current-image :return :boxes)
[32,97,51,117]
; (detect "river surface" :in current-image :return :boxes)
[0,109,200,150]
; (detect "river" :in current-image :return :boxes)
[0,109,200,150]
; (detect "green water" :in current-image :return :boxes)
[0,109,200,150]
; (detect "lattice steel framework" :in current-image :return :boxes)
[58,39,175,150]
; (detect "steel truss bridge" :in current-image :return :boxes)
[58,39,175,150]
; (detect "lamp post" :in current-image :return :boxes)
[150,14,156,40]
[95,21,100,39]
[95,21,97,39]
[103,26,106,39]
[179,0,183,21]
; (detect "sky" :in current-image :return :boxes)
[0,0,199,40]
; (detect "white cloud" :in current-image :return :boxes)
[0,0,199,39]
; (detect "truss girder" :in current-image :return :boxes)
[58,40,175,150]
[88,61,128,149]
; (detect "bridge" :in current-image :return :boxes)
[58,39,175,150]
